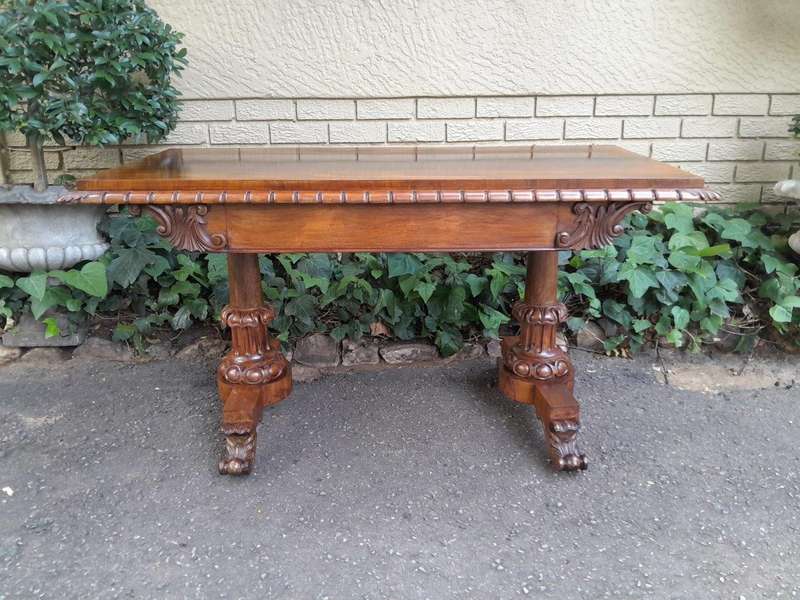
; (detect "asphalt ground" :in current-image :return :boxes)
[1,351,798,599]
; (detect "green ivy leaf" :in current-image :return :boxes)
[48,262,108,298]
[445,287,467,322]
[700,314,723,335]
[769,304,793,323]
[41,317,60,338]
[0,274,14,289]
[108,247,155,287]
[464,274,487,297]
[666,328,684,347]
[619,264,659,298]
[113,323,136,341]
[690,244,730,258]
[663,204,695,233]
[414,281,436,303]
[16,272,48,300]
[566,317,587,332]
[627,235,661,265]
[668,231,709,251]
[668,250,702,273]
[720,218,752,242]
[435,327,462,357]
[489,271,508,301]
[781,295,800,309]
[671,306,690,330]
[387,254,423,278]
[478,305,510,335]
[29,287,70,319]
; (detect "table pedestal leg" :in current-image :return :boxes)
[217,254,292,475]
[498,251,587,471]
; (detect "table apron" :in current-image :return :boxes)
[212,203,569,253]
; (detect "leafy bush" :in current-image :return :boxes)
[0,204,798,355]
[0,0,186,189]
[561,204,800,352]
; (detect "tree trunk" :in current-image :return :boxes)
[27,133,48,192]
[0,131,9,186]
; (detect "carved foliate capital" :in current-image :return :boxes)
[556,201,653,250]
[511,301,569,326]
[220,306,275,329]
[129,204,227,252]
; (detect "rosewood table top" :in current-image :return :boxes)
[63,144,711,203]
[59,145,715,475]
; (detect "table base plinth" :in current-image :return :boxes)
[217,365,292,475]
[497,354,587,472]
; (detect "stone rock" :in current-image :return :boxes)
[145,342,172,360]
[379,341,438,364]
[0,345,23,366]
[175,337,228,360]
[293,333,340,368]
[341,338,380,367]
[1,312,86,347]
[575,321,606,351]
[597,318,621,339]
[712,331,739,353]
[19,347,69,364]
[444,342,485,363]
[486,339,502,359]
[789,229,800,256]
[72,337,134,362]
[555,332,569,353]
[291,363,321,383]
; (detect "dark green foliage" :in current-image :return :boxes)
[0,204,798,355]
[561,204,800,352]
[0,0,186,145]
[0,0,185,189]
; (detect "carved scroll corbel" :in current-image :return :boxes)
[556,201,653,250]
[128,204,227,252]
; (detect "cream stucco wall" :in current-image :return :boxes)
[150,0,800,98]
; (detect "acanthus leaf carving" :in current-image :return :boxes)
[128,204,227,252]
[556,201,653,250]
[548,419,588,471]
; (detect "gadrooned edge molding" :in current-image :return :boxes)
[57,188,721,205]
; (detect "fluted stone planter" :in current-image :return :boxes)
[0,185,108,272]
[774,180,800,255]
[1,185,109,348]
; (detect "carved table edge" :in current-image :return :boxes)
[56,188,720,205]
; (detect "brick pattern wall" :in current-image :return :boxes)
[4,93,799,204]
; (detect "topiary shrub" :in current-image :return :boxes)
[0,0,186,190]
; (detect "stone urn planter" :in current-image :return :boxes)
[774,180,800,255]
[0,185,108,272]
[0,184,109,348]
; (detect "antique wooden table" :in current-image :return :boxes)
[59,145,716,475]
